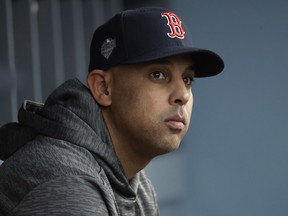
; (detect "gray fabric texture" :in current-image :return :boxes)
[0,79,159,216]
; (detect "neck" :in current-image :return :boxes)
[102,111,151,180]
[113,141,151,180]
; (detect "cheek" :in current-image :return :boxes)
[179,93,193,128]
[186,97,193,126]
[118,80,162,108]
[130,93,159,117]
[112,84,148,117]
[123,90,163,128]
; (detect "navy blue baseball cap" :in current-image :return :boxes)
[89,7,224,77]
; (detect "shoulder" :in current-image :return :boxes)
[4,135,101,177]
[12,175,117,215]
[0,137,117,215]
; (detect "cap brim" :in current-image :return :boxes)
[189,48,224,77]
[122,47,224,77]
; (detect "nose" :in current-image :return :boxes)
[169,78,192,106]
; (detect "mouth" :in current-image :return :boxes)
[164,114,186,130]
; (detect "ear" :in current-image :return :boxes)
[87,69,112,107]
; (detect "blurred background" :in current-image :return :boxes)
[1,0,288,215]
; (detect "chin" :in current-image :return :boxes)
[153,141,181,157]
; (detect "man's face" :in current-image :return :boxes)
[105,54,194,158]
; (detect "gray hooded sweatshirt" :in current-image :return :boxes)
[0,79,159,216]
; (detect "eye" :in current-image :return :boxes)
[183,77,194,85]
[150,71,167,80]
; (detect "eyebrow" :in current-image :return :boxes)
[148,59,195,71]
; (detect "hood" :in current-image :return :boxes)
[0,121,37,160]
[0,79,136,197]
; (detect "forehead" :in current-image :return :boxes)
[146,54,194,71]
[147,54,194,67]
[110,54,194,76]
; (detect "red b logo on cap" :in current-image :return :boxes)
[161,12,185,39]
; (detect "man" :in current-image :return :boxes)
[0,7,224,215]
